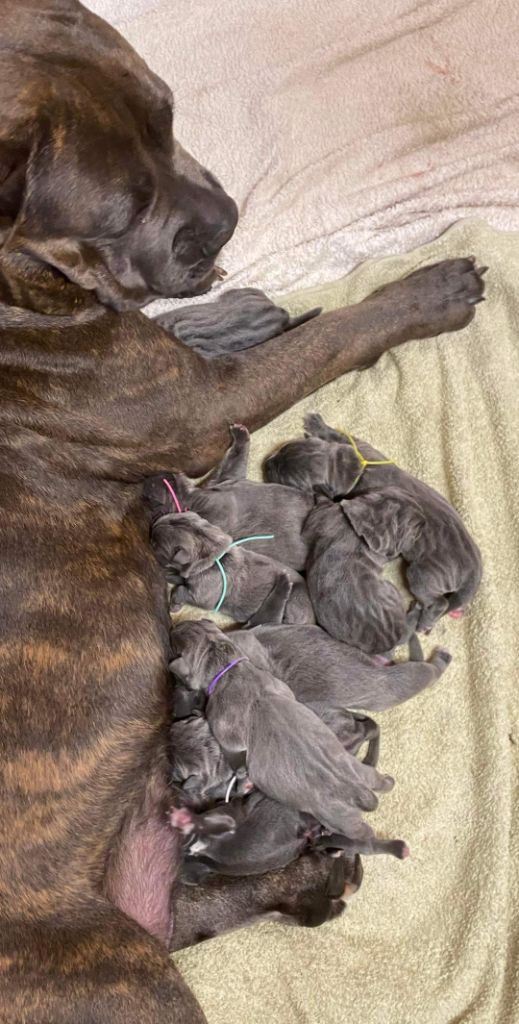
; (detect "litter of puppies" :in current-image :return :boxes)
[143,416,481,948]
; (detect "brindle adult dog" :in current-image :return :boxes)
[0,1,485,1021]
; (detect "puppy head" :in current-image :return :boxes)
[0,5,238,313]
[150,512,232,578]
[341,487,426,559]
[264,437,360,496]
[268,852,361,928]
[142,473,194,523]
[169,618,236,690]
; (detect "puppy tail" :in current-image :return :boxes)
[407,633,424,662]
[286,306,322,331]
[316,833,409,860]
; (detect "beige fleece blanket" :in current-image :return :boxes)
[170,219,519,1024]
[85,0,519,306]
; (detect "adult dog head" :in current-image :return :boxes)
[0,0,238,314]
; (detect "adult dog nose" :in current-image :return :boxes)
[172,141,239,253]
[202,201,239,256]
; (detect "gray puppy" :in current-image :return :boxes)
[235,623,451,714]
[143,424,314,572]
[302,494,419,653]
[150,509,314,625]
[265,413,482,632]
[169,688,379,813]
[168,704,388,877]
[170,850,361,952]
[154,287,321,357]
[169,714,252,811]
[169,619,396,843]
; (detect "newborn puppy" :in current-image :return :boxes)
[174,788,406,879]
[302,494,418,653]
[235,624,451,713]
[154,287,321,357]
[169,619,395,844]
[266,413,482,632]
[150,509,314,625]
[169,713,251,811]
[143,424,314,572]
[172,791,318,877]
[170,850,361,952]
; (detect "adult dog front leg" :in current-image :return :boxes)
[155,259,484,476]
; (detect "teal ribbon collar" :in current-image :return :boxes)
[213,534,275,612]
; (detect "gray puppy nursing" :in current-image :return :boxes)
[168,619,400,847]
[143,423,313,571]
[150,509,314,624]
[142,412,470,936]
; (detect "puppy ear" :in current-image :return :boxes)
[341,490,425,558]
[168,656,191,684]
[186,518,234,576]
[329,445,362,495]
[150,520,194,571]
[399,501,426,551]
[341,495,397,556]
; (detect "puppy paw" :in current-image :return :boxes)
[303,412,327,437]
[229,423,250,444]
[170,807,195,835]
[391,841,410,860]
[432,647,453,672]
[448,607,464,619]
[371,653,393,667]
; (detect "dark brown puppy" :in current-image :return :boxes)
[173,789,407,878]
[0,2,485,1021]
[171,851,363,952]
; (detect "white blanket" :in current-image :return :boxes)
[86,0,519,309]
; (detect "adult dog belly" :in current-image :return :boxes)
[0,499,177,941]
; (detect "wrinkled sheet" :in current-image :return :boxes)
[87,0,519,307]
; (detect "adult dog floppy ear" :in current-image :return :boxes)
[1,105,155,312]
